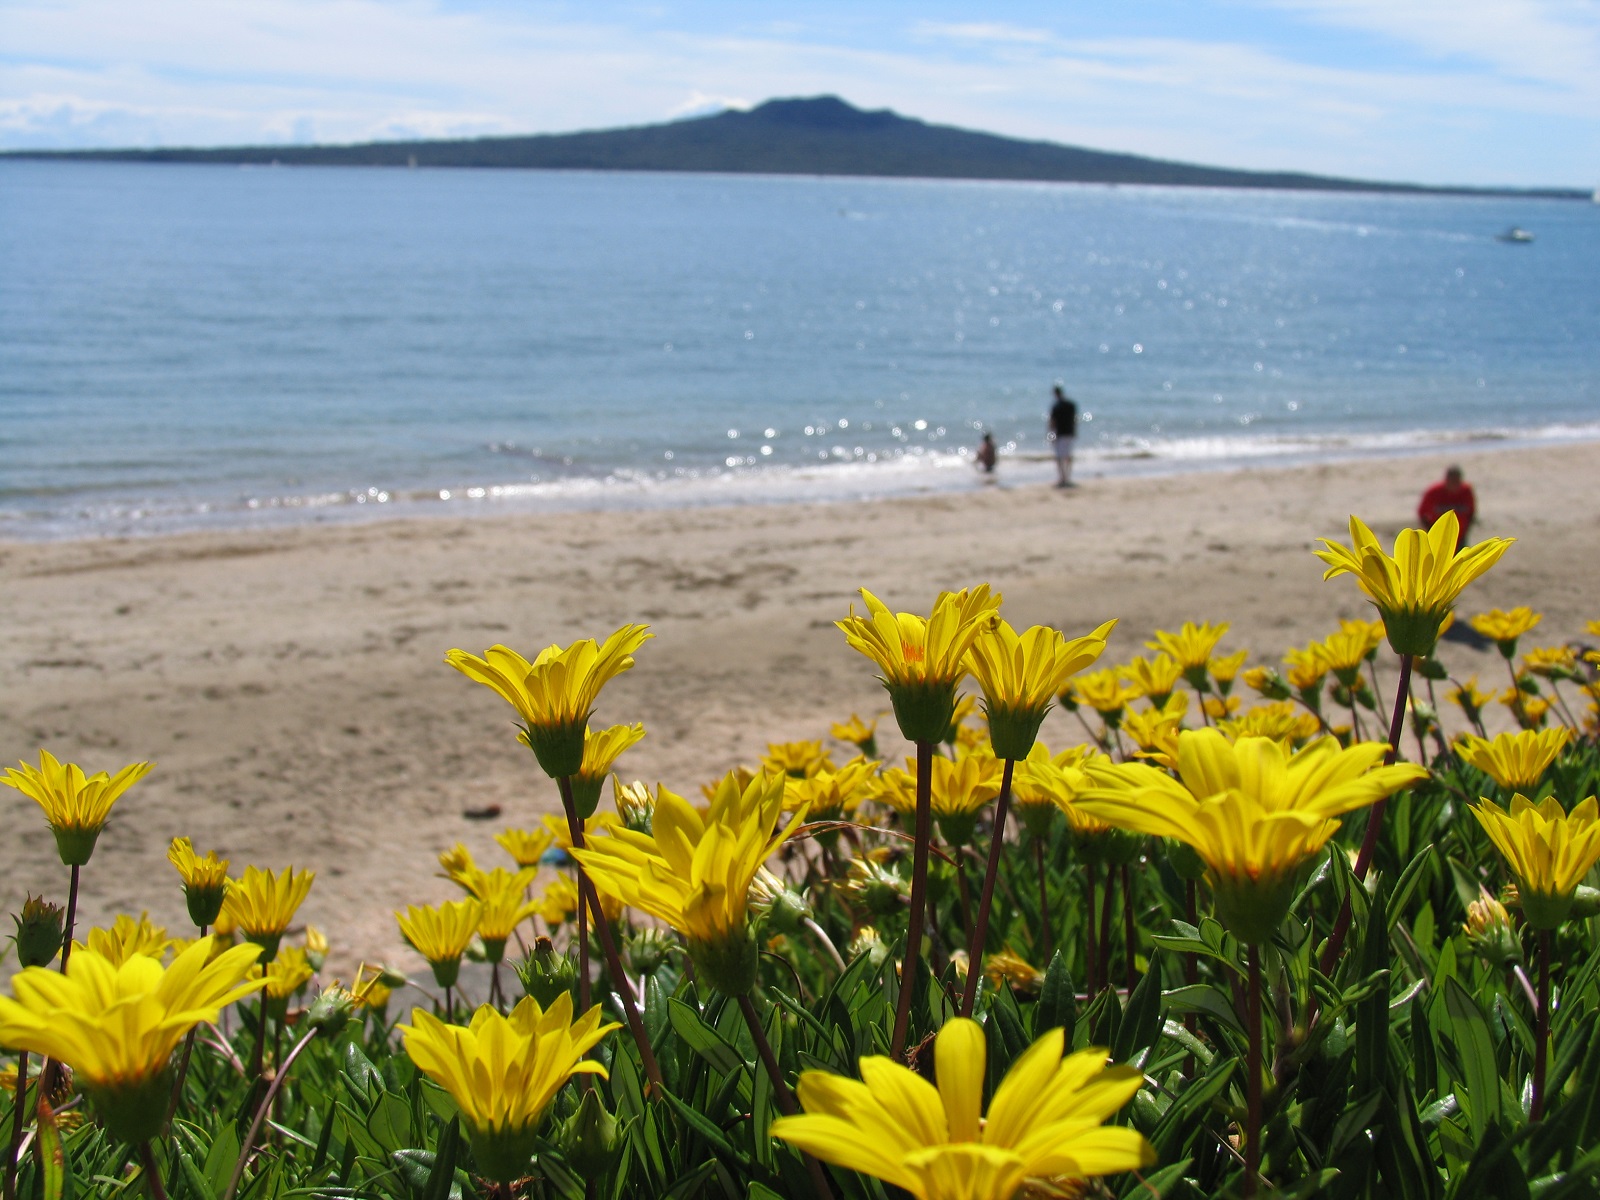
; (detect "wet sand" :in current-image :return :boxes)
[3,441,1596,975]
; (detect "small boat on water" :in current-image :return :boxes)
[1496,226,1535,243]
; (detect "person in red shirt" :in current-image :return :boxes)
[1418,465,1476,548]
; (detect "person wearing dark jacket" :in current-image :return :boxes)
[1049,385,1078,488]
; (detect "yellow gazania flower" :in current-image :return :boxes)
[1457,728,1571,793]
[1283,643,1329,693]
[968,619,1116,758]
[1208,648,1252,694]
[1017,752,1115,837]
[771,1017,1153,1200]
[1338,617,1387,658]
[1076,728,1428,943]
[1314,512,1514,656]
[879,753,1004,844]
[1449,677,1494,722]
[1241,666,1289,700]
[401,994,619,1183]
[0,938,263,1144]
[396,899,482,989]
[1316,628,1373,684]
[1469,606,1542,655]
[438,843,479,890]
[1121,705,1186,771]
[1500,687,1551,730]
[75,913,170,967]
[222,865,315,961]
[1147,620,1231,674]
[1523,646,1578,679]
[304,925,329,970]
[351,963,394,1013]
[1203,696,1242,721]
[1472,794,1600,929]
[784,756,880,821]
[831,714,880,753]
[1220,703,1323,746]
[541,809,623,852]
[984,949,1044,995]
[551,722,647,819]
[496,826,555,868]
[3,750,154,867]
[537,874,581,928]
[168,837,231,928]
[446,625,653,779]
[253,945,313,1003]
[1117,654,1184,707]
[1070,668,1141,718]
[571,771,803,994]
[467,868,541,960]
[763,739,834,779]
[836,586,1003,744]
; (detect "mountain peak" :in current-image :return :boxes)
[736,96,901,131]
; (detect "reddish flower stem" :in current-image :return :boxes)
[891,741,934,1060]
[1034,839,1052,962]
[960,758,1014,1016]
[3,1050,28,1200]
[1245,943,1264,1199]
[1533,930,1551,1121]
[736,995,833,1198]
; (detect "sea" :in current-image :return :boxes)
[2,160,1597,540]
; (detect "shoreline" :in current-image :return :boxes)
[3,440,1597,975]
[7,420,1599,545]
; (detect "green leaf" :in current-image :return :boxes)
[656,1083,740,1161]
[1161,984,1245,1036]
[1388,847,1437,933]
[1446,1121,1529,1200]
[1119,1156,1193,1198]
[35,1102,68,1200]
[1442,976,1503,1140]
[1355,886,1391,1095]
[422,1116,460,1200]
[667,998,745,1077]
[1113,954,1163,1063]
[205,1123,242,1198]
[1035,949,1077,1044]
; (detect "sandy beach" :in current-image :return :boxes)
[3,442,1597,976]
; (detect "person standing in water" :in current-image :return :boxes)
[975,432,997,476]
[1049,385,1078,488]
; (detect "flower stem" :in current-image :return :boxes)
[1122,864,1138,990]
[3,1050,28,1200]
[1098,861,1116,992]
[1245,943,1263,1199]
[960,758,1015,1016]
[1320,653,1413,977]
[223,1027,318,1200]
[1533,929,1551,1121]
[801,917,846,974]
[138,1142,169,1200]
[1034,838,1052,961]
[891,741,934,1060]
[735,994,833,1199]
[558,776,665,1094]
[1084,860,1099,997]
[35,865,82,1108]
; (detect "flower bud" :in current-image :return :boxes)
[624,927,675,977]
[557,1088,618,1174]
[11,895,65,968]
[306,984,358,1036]
[748,868,811,938]
[514,937,578,1008]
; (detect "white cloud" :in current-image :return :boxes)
[0,0,1595,184]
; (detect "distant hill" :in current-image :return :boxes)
[6,95,1585,198]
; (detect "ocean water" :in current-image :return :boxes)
[2,160,1596,539]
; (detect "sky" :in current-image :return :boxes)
[3,0,1598,187]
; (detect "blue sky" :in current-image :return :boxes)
[3,0,1598,186]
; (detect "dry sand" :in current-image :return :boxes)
[3,442,1597,976]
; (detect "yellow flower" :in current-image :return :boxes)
[784,756,880,821]
[304,925,329,970]
[496,826,555,868]
[1457,728,1571,793]
[402,994,619,1183]
[879,753,1004,844]
[75,913,170,967]
[396,899,482,989]
[537,874,582,928]
[438,843,479,890]
[1017,752,1115,837]
[1523,646,1578,679]
[1314,513,1514,656]
[832,714,880,753]
[1315,628,1373,684]
[1338,617,1387,658]
[571,771,802,994]
[222,865,315,961]
[1241,666,1290,701]
[968,619,1116,758]
[167,837,231,928]
[446,625,653,778]
[1077,729,1427,942]
[3,750,153,866]
[541,810,623,852]
[771,1018,1153,1200]
[1117,654,1184,707]
[550,722,646,818]
[612,778,659,831]
[984,949,1044,995]
[1449,677,1494,722]
[1208,648,1252,694]
[1070,668,1140,719]
[254,945,313,1002]
[1500,687,1552,730]
[837,586,1003,743]
[1471,794,1600,929]
[1147,621,1231,675]
[1219,703,1322,746]
[351,963,394,1012]
[0,938,262,1144]
[1121,705,1186,770]
[1202,696,1241,721]
[1469,606,1542,656]
[467,868,541,959]
[1283,643,1329,693]
[763,739,834,779]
